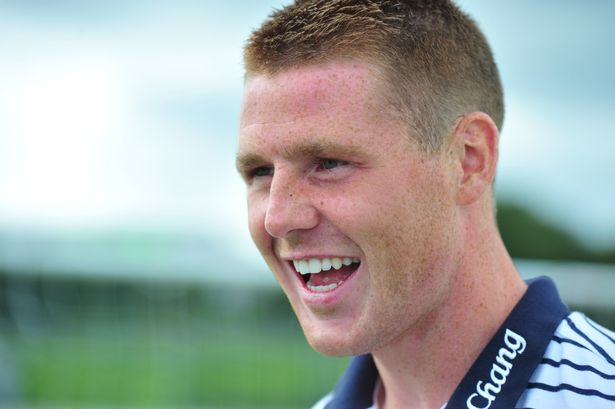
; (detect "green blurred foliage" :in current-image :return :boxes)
[0,275,347,409]
[10,325,347,408]
[497,202,615,263]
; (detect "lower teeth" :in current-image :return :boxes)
[307,282,341,292]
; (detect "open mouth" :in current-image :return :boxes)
[291,257,360,293]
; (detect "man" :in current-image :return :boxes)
[235,1,615,408]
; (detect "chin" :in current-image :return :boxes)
[303,324,373,357]
[307,336,355,357]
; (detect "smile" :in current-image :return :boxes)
[292,257,360,293]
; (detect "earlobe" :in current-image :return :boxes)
[454,112,499,205]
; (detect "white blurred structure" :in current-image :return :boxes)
[0,231,613,308]
[517,259,615,309]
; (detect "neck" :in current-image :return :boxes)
[372,209,527,409]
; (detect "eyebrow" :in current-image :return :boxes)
[235,152,266,175]
[235,141,364,174]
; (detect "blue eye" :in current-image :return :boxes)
[320,159,347,170]
[251,166,273,177]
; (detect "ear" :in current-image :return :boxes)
[453,112,499,205]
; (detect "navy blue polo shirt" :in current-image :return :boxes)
[315,277,615,409]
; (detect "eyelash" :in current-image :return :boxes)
[249,166,273,179]
[316,158,348,171]
[248,158,349,180]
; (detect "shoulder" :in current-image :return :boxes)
[548,311,615,376]
[516,312,615,408]
[311,392,334,409]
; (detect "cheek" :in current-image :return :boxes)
[362,178,456,286]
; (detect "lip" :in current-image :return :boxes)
[281,255,363,307]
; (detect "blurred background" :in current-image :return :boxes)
[0,1,614,408]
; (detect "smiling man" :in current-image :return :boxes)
[236,1,615,408]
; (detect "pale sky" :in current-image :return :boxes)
[0,1,614,269]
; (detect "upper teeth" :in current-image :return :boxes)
[292,257,360,275]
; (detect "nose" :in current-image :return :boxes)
[264,171,319,238]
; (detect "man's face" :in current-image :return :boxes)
[237,62,461,356]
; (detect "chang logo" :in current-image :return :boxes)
[466,329,527,409]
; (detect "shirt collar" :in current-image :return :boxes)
[325,276,569,409]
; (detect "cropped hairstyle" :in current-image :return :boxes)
[244,0,504,153]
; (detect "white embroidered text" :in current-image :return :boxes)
[466,329,527,409]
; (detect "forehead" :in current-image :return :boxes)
[237,63,402,163]
[240,62,388,129]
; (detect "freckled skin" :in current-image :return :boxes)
[238,62,463,356]
[238,60,529,409]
